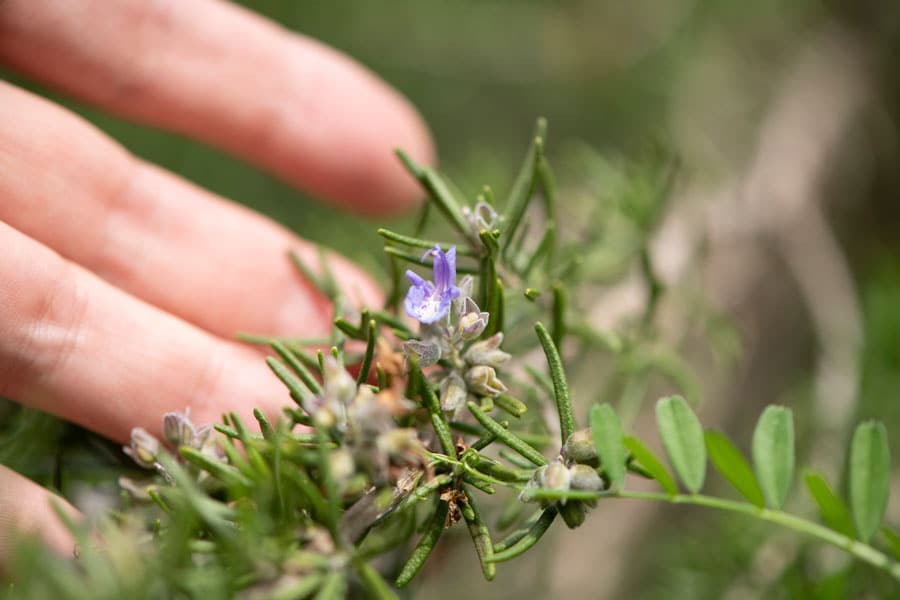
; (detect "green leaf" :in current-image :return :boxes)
[551,283,566,348]
[461,489,496,581]
[804,470,855,538]
[849,421,891,542]
[487,506,557,563]
[395,150,470,238]
[354,559,398,600]
[655,396,706,494]
[396,500,450,588]
[534,321,575,445]
[882,527,900,561]
[502,117,547,253]
[752,405,795,509]
[705,430,765,508]
[495,394,528,418]
[356,319,377,385]
[590,404,626,490]
[315,571,347,600]
[624,436,678,495]
[179,446,253,490]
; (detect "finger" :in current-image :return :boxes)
[0,466,79,564]
[0,81,380,340]
[0,0,434,214]
[0,221,292,442]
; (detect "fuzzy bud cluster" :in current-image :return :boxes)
[123,409,226,492]
[520,457,603,507]
[309,361,425,487]
[461,332,511,399]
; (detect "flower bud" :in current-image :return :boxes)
[330,448,356,485]
[465,365,508,397]
[439,372,468,412]
[458,275,475,299]
[197,427,225,461]
[562,429,598,465]
[323,356,357,406]
[464,333,510,368]
[568,464,603,491]
[193,424,212,449]
[403,339,441,367]
[349,386,397,438]
[456,297,489,341]
[124,427,161,469]
[162,411,209,449]
[452,276,475,315]
[376,428,423,465]
[464,201,498,232]
[162,412,184,447]
[313,405,338,429]
[540,460,571,492]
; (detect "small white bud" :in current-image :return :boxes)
[439,372,468,412]
[456,297,489,341]
[569,464,603,491]
[330,448,356,485]
[124,427,161,469]
[464,333,510,368]
[541,461,571,492]
[323,356,357,408]
[465,365,508,397]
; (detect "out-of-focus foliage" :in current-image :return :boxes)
[4,0,900,598]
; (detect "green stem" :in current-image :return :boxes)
[616,491,900,582]
[638,246,663,327]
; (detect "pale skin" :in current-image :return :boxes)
[0,0,434,563]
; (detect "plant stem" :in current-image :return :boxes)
[615,491,900,582]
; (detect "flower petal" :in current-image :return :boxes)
[405,269,429,288]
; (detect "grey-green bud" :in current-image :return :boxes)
[464,201,498,231]
[540,461,571,492]
[439,372,468,412]
[330,448,356,485]
[456,297,489,341]
[376,428,423,464]
[124,427,161,469]
[465,365,508,397]
[162,412,184,447]
[456,275,475,304]
[569,464,603,491]
[323,356,357,407]
[403,339,441,367]
[562,428,598,465]
[464,333,510,368]
[162,411,209,449]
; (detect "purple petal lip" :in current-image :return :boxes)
[403,245,460,324]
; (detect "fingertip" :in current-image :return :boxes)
[306,70,437,217]
[274,245,384,336]
[373,95,436,215]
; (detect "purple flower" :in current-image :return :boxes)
[404,245,460,324]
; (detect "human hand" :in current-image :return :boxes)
[0,0,432,560]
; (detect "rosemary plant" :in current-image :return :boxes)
[4,120,899,598]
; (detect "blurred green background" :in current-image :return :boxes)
[5,0,900,597]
